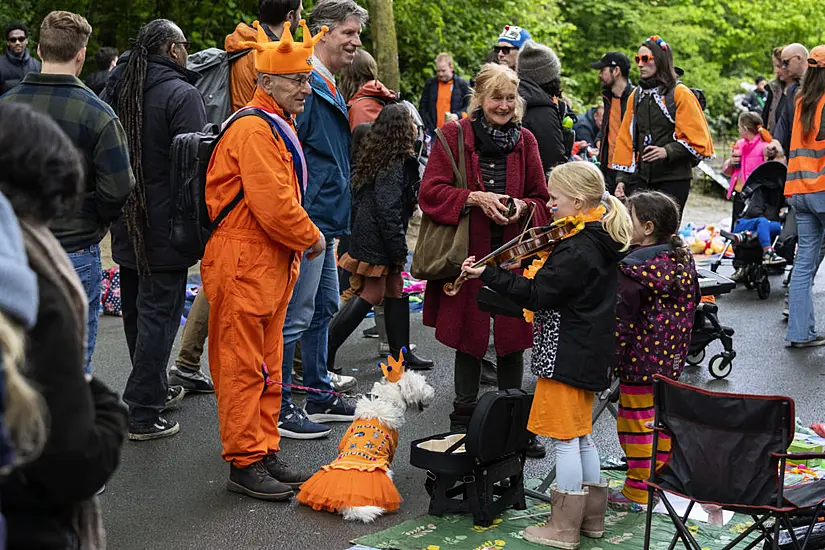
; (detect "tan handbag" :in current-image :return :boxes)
[411,123,471,280]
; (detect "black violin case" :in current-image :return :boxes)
[409,389,532,526]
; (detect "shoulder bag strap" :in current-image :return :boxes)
[434,124,467,190]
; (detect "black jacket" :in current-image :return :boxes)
[573,106,600,147]
[0,49,40,95]
[349,159,413,267]
[84,70,110,96]
[1,272,128,549]
[519,76,567,174]
[481,223,625,392]
[773,81,800,158]
[419,75,471,136]
[599,80,634,185]
[744,88,768,113]
[102,54,207,271]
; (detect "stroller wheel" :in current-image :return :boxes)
[686,349,705,365]
[757,277,770,300]
[709,354,733,379]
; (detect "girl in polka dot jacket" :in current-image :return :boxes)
[612,190,700,509]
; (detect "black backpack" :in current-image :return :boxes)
[169,109,277,258]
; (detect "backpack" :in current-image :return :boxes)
[169,109,284,259]
[634,82,707,166]
[186,48,251,125]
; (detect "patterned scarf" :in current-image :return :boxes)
[521,205,607,323]
[478,111,521,154]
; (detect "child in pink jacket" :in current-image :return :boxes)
[723,112,775,199]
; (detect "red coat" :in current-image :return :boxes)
[418,117,550,358]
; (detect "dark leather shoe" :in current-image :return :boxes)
[263,453,311,489]
[227,460,293,501]
[526,435,547,458]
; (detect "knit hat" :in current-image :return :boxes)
[0,192,38,329]
[240,19,327,75]
[498,25,531,49]
[518,41,561,86]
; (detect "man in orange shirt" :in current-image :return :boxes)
[201,19,327,501]
[591,52,633,194]
[418,53,470,138]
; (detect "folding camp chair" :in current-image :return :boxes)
[644,376,825,550]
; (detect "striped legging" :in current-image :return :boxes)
[617,381,672,504]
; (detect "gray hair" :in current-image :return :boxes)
[309,0,368,34]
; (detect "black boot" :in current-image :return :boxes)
[449,403,475,432]
[384,296,433,370]
[263,453,311,489]
[480,358,498,386]
[227,460,293,501]
[526,433,546,458]
[327,296,374,374]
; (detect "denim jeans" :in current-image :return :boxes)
[120,267,188,424]
[787,191,825,343]
[552,434,601,492]
[67,245,102,375]
[280,241,338,406]
[734,217,782,249]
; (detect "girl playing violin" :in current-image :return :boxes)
[460,161,632,549]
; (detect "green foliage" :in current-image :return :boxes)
[3,0,824,131]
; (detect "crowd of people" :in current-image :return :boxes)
[1,0,825,548]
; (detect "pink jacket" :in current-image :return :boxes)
[723,136,769,199]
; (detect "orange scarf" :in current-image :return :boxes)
[522,205,607,323]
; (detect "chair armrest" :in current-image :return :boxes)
[773,452,825,460]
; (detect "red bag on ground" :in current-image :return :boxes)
[811,423,825,438]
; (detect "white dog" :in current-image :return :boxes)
[297,350,434,522]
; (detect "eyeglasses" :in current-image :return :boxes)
[7,37,26,43]
[275,73,312,86]
[173,41,192,50]
[781,55,801,68]
[635,54,654,64]
[494,46,515,55]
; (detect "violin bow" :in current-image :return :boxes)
[517,202,537,244]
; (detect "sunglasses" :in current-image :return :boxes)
[781,56,802,68]
[275,73,312,86]
[494,46,515,55]
[7,36,26,43]
[635,54,654,64]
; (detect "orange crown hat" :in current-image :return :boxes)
[380,348,407,384]
[809,45,825,69]
[239,19,327,75]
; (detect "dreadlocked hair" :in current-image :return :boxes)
[352,103,415,189]
[116,19,182,277]
[626,191,691,291]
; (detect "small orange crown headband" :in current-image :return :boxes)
[380,348,407,384]
[239,19,328,75]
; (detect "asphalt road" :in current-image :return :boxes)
[94,262,825,550]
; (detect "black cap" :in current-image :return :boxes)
[590,52,631,73]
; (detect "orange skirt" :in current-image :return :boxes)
[296,468,402,512]
[528,378,594,440]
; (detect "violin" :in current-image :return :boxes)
[442,219,577,297]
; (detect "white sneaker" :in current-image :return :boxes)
[328,371,357,393]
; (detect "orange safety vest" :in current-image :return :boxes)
[786,94,825,197]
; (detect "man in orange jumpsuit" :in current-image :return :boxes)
[201,19,327,501]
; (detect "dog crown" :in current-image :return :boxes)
[380,348,406,384]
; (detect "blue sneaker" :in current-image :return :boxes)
[278,402,330,440]
[304,396,356,423]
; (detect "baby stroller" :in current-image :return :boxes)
[686,268,737,379]
[710,161,787,300]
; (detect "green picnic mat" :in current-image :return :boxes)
[353,471,759,550]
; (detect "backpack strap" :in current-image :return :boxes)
[207,109,281,230]
[665,81,682,122]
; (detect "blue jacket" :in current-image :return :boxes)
[296,71,352,238]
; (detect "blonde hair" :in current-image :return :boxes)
[549,162,632,251]
[0,311,46,467]
[468,63,525,123]
[435,53,453,66]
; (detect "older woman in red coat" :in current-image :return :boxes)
[419,63,550,431]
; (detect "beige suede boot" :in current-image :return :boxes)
[581,478,608,538]
[523,488,588,549]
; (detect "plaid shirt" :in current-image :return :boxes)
[0,73,134,252]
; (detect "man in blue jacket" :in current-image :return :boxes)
[277,0,368,440]
[0,22,41,95]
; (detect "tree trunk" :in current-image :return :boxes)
[367,0,400,91]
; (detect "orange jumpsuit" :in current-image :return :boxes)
[201,89,320,467]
